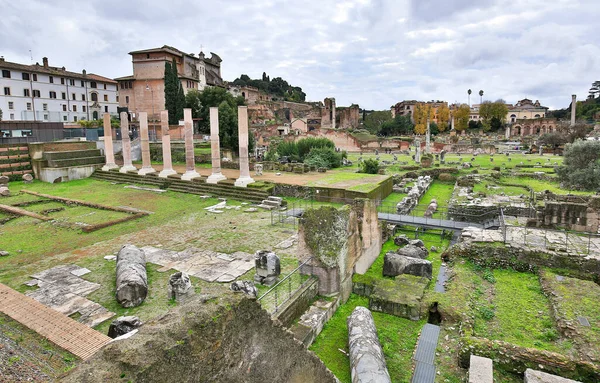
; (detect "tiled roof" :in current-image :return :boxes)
[0,59,113,83]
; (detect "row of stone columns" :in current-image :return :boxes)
[100,107,254,187]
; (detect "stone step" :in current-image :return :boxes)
[257,204,277,210]
[266,196,283,203]
[261,199,281,207]
[47,156,106,168]
[44,149,102,161]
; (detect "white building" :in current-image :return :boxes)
[0,56,119,123]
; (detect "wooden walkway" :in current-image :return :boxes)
[0,283,111,360]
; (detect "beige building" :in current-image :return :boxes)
[506,98,548,122]
[115,45,224,120]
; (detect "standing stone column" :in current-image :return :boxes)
[415,138,421,163]
[158,110,177,178]
[570,94,577,126]
[451,115,455,130]
[505,126,511,139]
[206,107,227,184]
[138,112,156,175]
[101,113,118,171]
[425,118,431,153]
[119,112,137,173]
[234,106,255,187]
[181,108,200,181]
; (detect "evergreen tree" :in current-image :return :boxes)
[164,60,179,125]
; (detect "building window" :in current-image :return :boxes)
[91,93,98,102]
[103,84,106,90]
[73,105,77,112]
[44,114,48,120]
[26,103,32,111]
[62,105,67,111]
[80,80,84,87]
[8,102,13,109]
[33,90,41,97]
[3,87,9,95]
[116,96,119,102]
[10,114,14,120]
[128,81,132,88]
[82,106,86,112]
[81,94,85,101]
[61,78,65,85]
[90,82,97,88]
[72,93,76,100]
[125,96,129,104]
[63,115,67,121]
[22,73,30,80]
[103,94,108,102]
[69,79,75,86]
[62,92,66,100]
[43,103,48,111]
[104,106,108,113]
[32,73,37,81]
[74,116,78,122]
[2,70,10,78]
[49,76,54,83]
[49,91,57,99]
[23,89,30,97]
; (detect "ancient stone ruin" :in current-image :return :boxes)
[253,250,281,286]
[107,316,143,339]
[116,245,148,308]
[168,272,192,301]
[347,306,391,383]
[0,175,10,197]
[396,175,432,214]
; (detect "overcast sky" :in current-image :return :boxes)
[2,0,599,110]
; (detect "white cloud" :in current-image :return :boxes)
[1,0,598,110]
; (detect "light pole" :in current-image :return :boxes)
[146,82,155,140]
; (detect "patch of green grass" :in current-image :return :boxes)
[310,294,424,383]
[500,176,592,195]
[473,268,565,353]
[382,191,407,206]
[420,181,454,215]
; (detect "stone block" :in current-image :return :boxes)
[396,244,428,259]
[468,355,493,383]
[254,250,281,286]
[368,275,428,320]
[383,252,432,279]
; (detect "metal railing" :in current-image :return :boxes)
[257,257,315,314]
[499,224,600,255]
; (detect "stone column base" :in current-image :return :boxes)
[234,176,255,187]
[119,165,137,173]
[138,167,156,176]
[158,169,177,178]
[206,173,227,184]
[181,171,201,181]
[102,164,119,171]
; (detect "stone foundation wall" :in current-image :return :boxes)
[272,277,319,327]
[62,296,337,383]
[458,337,600,383]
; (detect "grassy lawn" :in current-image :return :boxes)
[310,294,424,383]
[500,176,593,195]
[472,268,567,353]
[420,181,454,211]
[542,270,600,360]
[472,179,529,196]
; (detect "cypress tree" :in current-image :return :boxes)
[164,61,178,125]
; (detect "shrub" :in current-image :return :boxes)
[303,147,342,169]
[556,140,600,190]
[360,158,380,174]
[438,173,455,182]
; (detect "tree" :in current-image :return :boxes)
[468,89,472,106]
[0,108,2,121]
[437,104,450,132]
[78,119,99,128]
[379,115,413,136]
[364,110,392,134]
[556,140,600,190]
[479,90,484,104]
[413,103,434,134]
[429,121,439,135]
[453,104,471,131]
[185,89,202,118]
[360,158,380,174]
[479,100,508,131]
[191,87,247,152]
[164,59,181,125]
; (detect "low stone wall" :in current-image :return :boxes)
[458,337,600,383]
[273,176,393,202]
[444,242,600,280]
[272,277,318,327]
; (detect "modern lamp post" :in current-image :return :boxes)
[146,83,155,141]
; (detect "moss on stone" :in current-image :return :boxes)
[301,205,350,268]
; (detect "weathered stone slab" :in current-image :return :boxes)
[369,275,428,320]
[469,355,493,383]
[524,369,581,383]
[383,252,432,279]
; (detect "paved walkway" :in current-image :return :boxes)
[412,323,441,383]
[378,212,484,231]
[0,283,111,360]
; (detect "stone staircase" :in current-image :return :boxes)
[44,149,105,168]
[258,196,284,210]
[90,170,270,203]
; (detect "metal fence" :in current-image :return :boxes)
[257,257,315,314]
